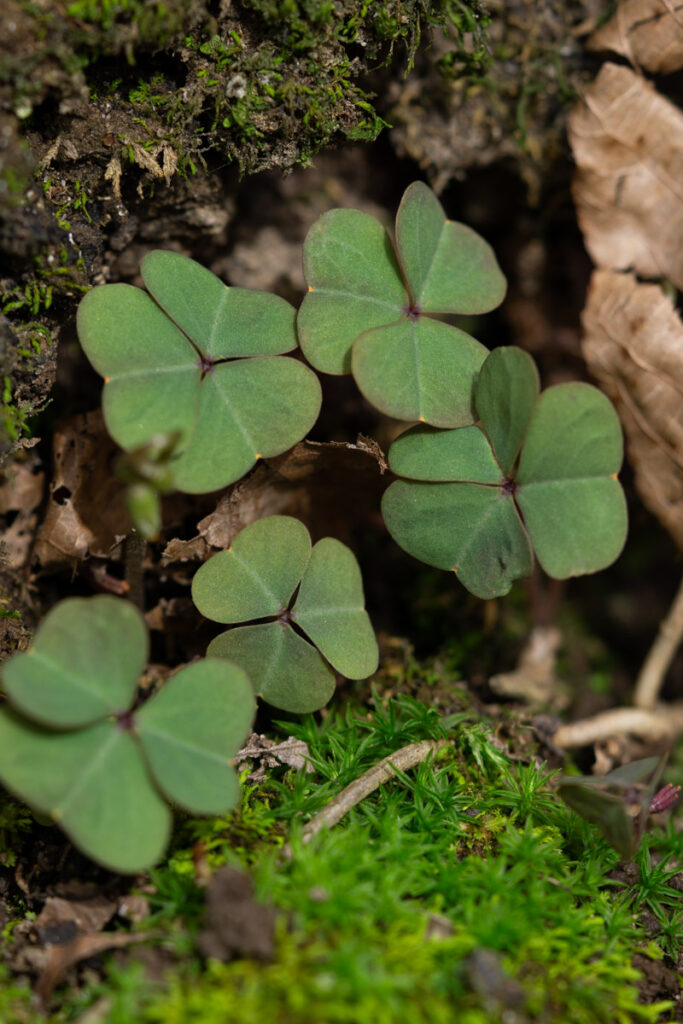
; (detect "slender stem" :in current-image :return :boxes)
[124,529,147,611]
[633,574,683,709]
[553,703,683,748]
[280,739,450,861]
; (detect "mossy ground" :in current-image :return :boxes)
[1,668,681,1024]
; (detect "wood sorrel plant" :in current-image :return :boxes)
[0,597,255,872]
[77,251,322,494]
[192,516,379,713]
[382,346,628,598]
[298,180,506,425]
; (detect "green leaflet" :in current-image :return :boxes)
[194,517,378,712]
[0,598,255,872]
[78,251,321,494]
[382,348,628,597]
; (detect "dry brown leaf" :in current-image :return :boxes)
[582,270,683,548]
[33,411,130,570]
[569,62,683,286]
[35,894,118,945]
[162,437,387,566]
[588,0,683,74]
[36,932,148,1005]
[0,455,44,569]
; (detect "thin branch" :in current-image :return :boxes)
[633,574,683,709]
[280,739,450,860]
[553,703,683,748]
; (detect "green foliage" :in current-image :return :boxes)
[0,596,255,872]
[115,431,182,539]
[56,695,677,1024]
[557,757,668,861]
[192,516,379,713]
[298,181,505,424]
[382,346,628,598]
[77,251,321,493]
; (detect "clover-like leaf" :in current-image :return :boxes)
[77,251,322,494]
[292,538,379,679]
[351,317,488,427]
[191,516,311,623]
[298,182,505,426]
[1,596,147,729]
[0,710,171,874]
[136,659,255,815]
[0,596,255,872]
[382,347,628,598]
[516,384,627,578]
[475,346,539,475]
[193,516,378,712]
[382,481,534,599]
[298,209,407,375]
[208,623,335,715]
[395,182,507,314]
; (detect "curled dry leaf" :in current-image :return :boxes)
[588,0,683,75]
[162,438,387,567]
[582,270,683,549]
[569,62,683,287]
[33,411,130,571]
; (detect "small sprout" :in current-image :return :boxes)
[557,756,672,860]
[0,596,255,873]
[382,346,628,598]
[77,251,322,494]
[298,180,506,425]
[191,516,379,714]
[115,431,183,540]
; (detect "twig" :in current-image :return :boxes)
[633,574,683,709]
[553,703,683,748]
[280,738,450,860]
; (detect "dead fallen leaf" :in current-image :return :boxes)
[33,411,130,570]
[37,932,148,1005]
[569,63,683,286]
[198,865,277,962]
[582,270,683,549]
[0,455,44,569]
[588,0,683,74]
[234,732,314,782]
[35,894,118,946]
[162,437,387,566]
